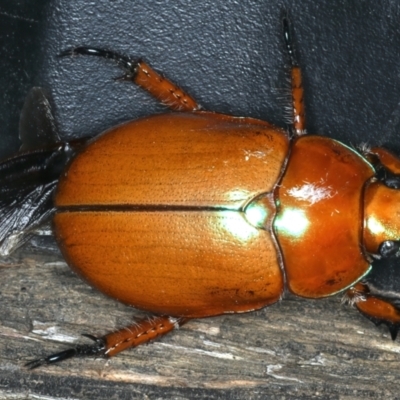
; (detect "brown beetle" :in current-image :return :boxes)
[1,17,400,368]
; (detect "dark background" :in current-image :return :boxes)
[2,1,400,159]
[1,0,400,398]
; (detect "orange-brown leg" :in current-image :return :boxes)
[60,47,201,112]
[283,16,306,137]
[346,283,400,340]
[26,315,189,369]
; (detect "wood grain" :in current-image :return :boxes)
[0,238,400,399]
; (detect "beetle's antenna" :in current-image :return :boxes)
[282,14,307,137]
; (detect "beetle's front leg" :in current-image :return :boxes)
[345,283,400,340]
[60,47,201,112]
[26,315,189,369]
[361,146,400,188]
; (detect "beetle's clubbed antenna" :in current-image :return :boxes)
[282,14,307,137]
[59,47,201,112]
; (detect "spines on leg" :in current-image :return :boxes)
[282,14,307,136]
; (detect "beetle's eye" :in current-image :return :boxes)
[379,240,400,258]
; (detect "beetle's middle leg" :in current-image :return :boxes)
[60,47,201,112]
[282,15,307,137]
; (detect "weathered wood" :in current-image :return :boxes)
[2,0,400,398]
[0,237,399,399]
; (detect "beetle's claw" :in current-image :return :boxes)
[81,333,101,342]
[25,335,106,369]
[388,325,399,341]
[113,73,135,82]
[380,321,400,341]
[365,315,400,341]
[58,48,75,58]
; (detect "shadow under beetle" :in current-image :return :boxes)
[1,17,400,368]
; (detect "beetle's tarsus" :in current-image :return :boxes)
[60,47,141,85]
[59,47,136,72]
[281,13,307,137]
[25,335,106,369]
[282,13,299,68]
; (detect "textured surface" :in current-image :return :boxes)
[2,1,400,157]
[2,0,400,398]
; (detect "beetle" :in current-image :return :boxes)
[1,16,400,368]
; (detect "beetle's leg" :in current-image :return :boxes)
[345,283,400,340]
[282,16,306,137]
[25,315,189,369]
[60,47,201,112]
[362,146,400,188]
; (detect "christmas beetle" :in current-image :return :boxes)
[1,17,400,368]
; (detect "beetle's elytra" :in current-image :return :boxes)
[1,16,400,368]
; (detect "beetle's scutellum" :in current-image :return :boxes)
[1,17,400,368]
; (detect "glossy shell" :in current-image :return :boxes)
[56,112,287,209]
[54,112,289,317]
[275,136,374,297]
[54,111,376,317]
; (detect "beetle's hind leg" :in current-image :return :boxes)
[60,47,201,112]
[282,15,307,137]
[25,315,189,369]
